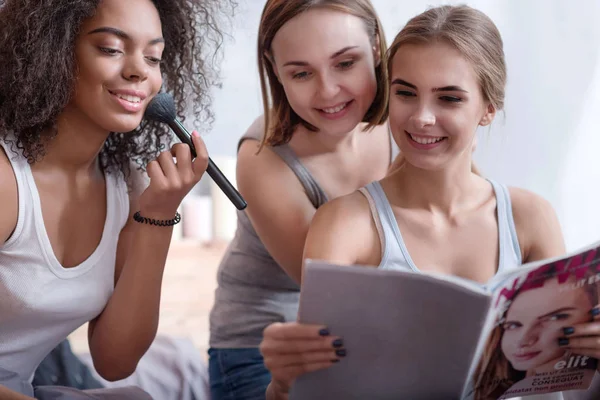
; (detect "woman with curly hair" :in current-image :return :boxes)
[0,0,234,398]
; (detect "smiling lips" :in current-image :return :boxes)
[513,350,542,361]
[321,101,349,114]
[408,133,445,145]
[405,131,447,150]
[108,89,147,113]
[316,100,353,120]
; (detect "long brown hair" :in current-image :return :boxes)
[257,0,389,150]
[387,5,507,174]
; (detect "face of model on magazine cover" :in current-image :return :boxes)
[472,251,600,400]
[501,275,596,374]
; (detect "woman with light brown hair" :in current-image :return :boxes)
[207,1,397,399]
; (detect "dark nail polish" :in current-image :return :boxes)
[558,338,569,346]
[331,359,340,363]
[563,327,575,335]
[335,349,347,357]
[332,339,343,348]
[319,328,330,336]
[590,308,600,317]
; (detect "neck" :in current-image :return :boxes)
[35,104,111,175]
[389,156,480,216]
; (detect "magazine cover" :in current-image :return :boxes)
[469,245,600,399]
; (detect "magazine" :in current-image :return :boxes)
[289,240,600,400]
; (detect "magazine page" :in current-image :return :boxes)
[466,242,600,400]
[289,259,492,400]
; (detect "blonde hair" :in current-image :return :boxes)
[257,0,389,150]
[388,5,507,174]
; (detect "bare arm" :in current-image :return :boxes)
[261,192,379,399]
[87,137,209,381]
[509,187,566,263]
[302,192,381,278]
[236,139,319,283]
[86,184,169,381]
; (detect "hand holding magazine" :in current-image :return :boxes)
[289,241,600,400]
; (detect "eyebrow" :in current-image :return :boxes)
[392,78,468,93]
[283,46,359,67]
[537,307,577,320]
[87,27,164,45]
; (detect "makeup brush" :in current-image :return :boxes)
[144,92,247,210]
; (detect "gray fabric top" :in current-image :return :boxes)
[209,116,397,348]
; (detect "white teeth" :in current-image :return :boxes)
[114,93,142,103]
[410,134,445,145]
[322,102,348,114]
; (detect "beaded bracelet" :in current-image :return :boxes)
[133,211,181,227]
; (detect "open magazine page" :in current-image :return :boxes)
[466,242,600,400]
[290,260,492,400]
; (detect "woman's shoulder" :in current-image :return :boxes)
[311,189,376,241]
[507,186,565,262]
[508,186,557,226]
[238,114,266,147]
[304,189,380,267]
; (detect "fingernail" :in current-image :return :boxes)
[331,359,340,363]
[558,338,569,346]
[192,130,200,137]
[335,349,347,357]
[319,328,330,336]
[332,339,343,348]
[563,327,575,335]
[590,308,600,317]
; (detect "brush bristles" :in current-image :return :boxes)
[144,92,176,123]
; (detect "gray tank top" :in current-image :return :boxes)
[358,179,523,286]
[209,117,398,348]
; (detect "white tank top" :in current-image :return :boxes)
[0,139,130,382]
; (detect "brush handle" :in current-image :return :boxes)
[172,120,247,210]
[206,158,247,210]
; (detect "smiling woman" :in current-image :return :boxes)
[207,1,397,399]
[0,0,232,175]
[0,0,235,399]
[84,24,165,114]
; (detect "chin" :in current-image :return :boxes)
[317,118,363,137]
[402,156,445,171]
[509,361,531,372]
[103,116,145,134]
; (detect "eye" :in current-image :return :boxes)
[395,90,415,97]
[440,96,462,103]
[292,71,310,80]
[337,60,355,70]
[145,56,162,65]
[546,313,571,322]
[502,322,521,331]
[99,47,122,56]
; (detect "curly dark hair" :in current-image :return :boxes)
[0,0,236,176]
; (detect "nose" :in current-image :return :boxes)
[122,53,149,82]
[517,325,540,348]
[409,102,436,129]
[317,72,340,101]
